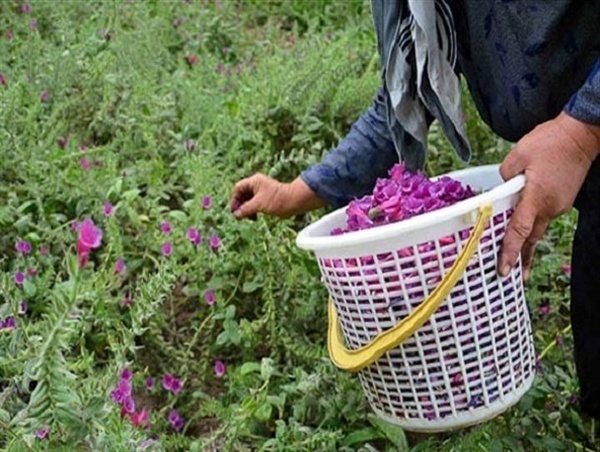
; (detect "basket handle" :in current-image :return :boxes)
[327,204,493,373]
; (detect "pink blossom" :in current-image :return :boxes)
[187,227,201,245]
[0,73,6,87]
[204,289,215,305]
[214,360,226,377]
[161,242,173,257]
[35,427,49,440]
[29,19,37,31]
[160,221,171,234]
[162,374,183,393]
[538,304,550,316]
[80,157,91,171]
[14,271,25,286]
[209,234,221,253]
[115,258,126,275]
[562,264,571,276]
[103,202,114,217]
[39,245,49,256]
[168,409,184,431]
[15,240,32,255]
[130,408,150,428]
[201,195,212,209]
[40,91,49,102]
[78,218,103,249]
[21,3,32,13]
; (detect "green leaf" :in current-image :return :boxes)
[240,362,261,376]
[368,414,408,450]
[0,409,10,423]
[23,278,37,297]
[260,358,276,380]
[254,402,273,422]
[342,427,384,447]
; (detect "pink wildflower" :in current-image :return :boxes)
[204,290,215,305]
[103,202,114,217]
[161,242,173,257]
[201,195,212,209]
[187,227,201,245]
[209,234,221,253]
[160,221,171,234]
[14,271,25,286]
[214,360,226,377]
[162,374,183,393]
[115,258,126,275]
[35,427,49,440]
[80,157,91,171]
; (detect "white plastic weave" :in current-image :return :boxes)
[296,165,536,432]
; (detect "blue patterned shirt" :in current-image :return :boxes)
[301,1,600,209]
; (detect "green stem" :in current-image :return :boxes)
[538,324,572,361]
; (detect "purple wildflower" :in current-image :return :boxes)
[0,316,16,331]
[161,242,173,257]
[0,73,6,87]
[168,409,185,432]
[35,427,49,440]
[160,221,171,234]
[538,304,550,316]
[209,234,221,253]
[39,245,49,256]
[145,377,154,391]
[21,2,32,13]
[103,202,114,217]
[204,290,215,306]
[40,91,49,102]
[120,368,133,381]
[201,195,212,209]
[122,396,136,414]
[16,240,32,255]
[214,360,226,377]
[19,301,28,314]
[14,271,25,286]
[115,258,126,275]
[29,19,37,31]
[80,157,91,171]
[162,374,183,394]
[187,227,201,245]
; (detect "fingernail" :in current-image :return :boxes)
[523,269,530,281]
[500,265,511,277]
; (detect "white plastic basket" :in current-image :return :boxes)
[296,164,536,432]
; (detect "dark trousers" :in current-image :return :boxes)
[572,158,600,420]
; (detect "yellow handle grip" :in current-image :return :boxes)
[328,204,493,373]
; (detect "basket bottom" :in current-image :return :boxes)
[368,371,535,433]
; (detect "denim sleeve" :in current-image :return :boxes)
[564,60,600,125]
[300,88,399,209]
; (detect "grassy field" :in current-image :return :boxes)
[0,0,595,450]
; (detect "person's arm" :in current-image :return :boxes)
[231,88,399,218]
[499,59,600,279]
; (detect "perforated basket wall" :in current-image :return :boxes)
[317,208,536,432]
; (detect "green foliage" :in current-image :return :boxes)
[0,0,596,450]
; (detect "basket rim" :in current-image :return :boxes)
[296,164,525,252]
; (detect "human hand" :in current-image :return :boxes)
[499,112,600,280]
[230,174,327,219]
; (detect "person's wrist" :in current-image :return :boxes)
[284,177,327,217]
[559,112,600,163]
